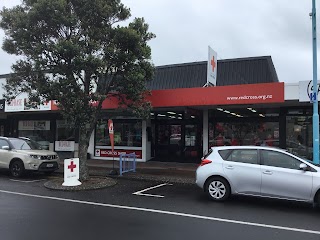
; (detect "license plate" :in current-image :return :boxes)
[47,164,54,167]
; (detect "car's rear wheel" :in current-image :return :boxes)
[10,160,25,178]
[314,191,320,208]
[205,177,230,201]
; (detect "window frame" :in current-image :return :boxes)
[95,119,142,148]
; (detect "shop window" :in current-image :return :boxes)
[96,120,142,147]
[209,121,279,148]
[56,120,75,141]
[18,120,52,150]
[286,116,313,160]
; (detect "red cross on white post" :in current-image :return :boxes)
[62,158,81,187]
[68,161,77,172]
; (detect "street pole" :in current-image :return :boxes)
[312,0,319,164]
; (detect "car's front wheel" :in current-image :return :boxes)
[205,177,231,201]
[10,160,25,178]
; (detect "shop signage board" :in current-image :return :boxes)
[149,82,285,107]
[99,82,285,110]
[95,149,142,159]
[5,97,51,112]
[207,46,218,86]
[55,141,75,151]
[299,80,320,102]
[62,158,81,186]
[18,120,50,131]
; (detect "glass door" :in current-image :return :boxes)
[184,124,202,162]
[156,124,183,161]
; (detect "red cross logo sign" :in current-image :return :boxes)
[210,56,216,72]
[68,161,77,172]
[207,46,218,86]
[62,158,81,186]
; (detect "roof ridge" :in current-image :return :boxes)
[155,56,272,69]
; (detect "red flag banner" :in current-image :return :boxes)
[108,119,114,153]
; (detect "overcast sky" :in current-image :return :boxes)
[0,0,318,83]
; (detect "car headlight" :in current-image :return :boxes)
[30,155,42,160]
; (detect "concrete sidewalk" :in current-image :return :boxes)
[58,159,198,184]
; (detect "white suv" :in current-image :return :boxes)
[0,137,59,177]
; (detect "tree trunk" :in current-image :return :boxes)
[78,127,90,181]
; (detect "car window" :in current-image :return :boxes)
[261,150,302,170]
[218,150,232,160]
[226,149,258,164]
[9,138,42,150]
[0,139,9,148]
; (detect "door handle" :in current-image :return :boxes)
[225,166,234,170]
[263,170,273,175]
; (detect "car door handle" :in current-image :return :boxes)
[225,166,234,170]
[263,170,273,175]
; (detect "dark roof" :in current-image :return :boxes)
[148,56,279,90]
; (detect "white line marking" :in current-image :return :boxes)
[9,179,46,183]
[133,183,172,198]
[0,189,319,235]
[134,193,164,198]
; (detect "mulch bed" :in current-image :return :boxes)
[44,177,117,191]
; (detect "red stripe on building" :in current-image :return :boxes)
[149,82,284,107]
[51,82,284,110]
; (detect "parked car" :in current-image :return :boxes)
[196,146,320,205]
[0,137,59,177]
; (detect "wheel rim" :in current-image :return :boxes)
[12,163,21,177]
[208,181,226,199]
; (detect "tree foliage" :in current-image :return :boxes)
[0,0,155,180]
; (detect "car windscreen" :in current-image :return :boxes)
[9,138,42,150]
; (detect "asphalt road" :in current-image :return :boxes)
[1,173,320,240]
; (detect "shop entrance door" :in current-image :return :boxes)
[155,123,202,163]
[184,124,202,162]
[156,124,183,161]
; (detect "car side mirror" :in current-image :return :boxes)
[299,163,308,171]
[2,146,10,150]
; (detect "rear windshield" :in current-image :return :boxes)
[203,149,213,159]
[218,150,232,160]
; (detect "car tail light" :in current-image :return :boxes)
[200,159,212,166]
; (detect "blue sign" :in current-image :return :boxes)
[310,92,317,103]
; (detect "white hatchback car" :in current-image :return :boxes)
[0,137,59,177]
[196,146,320,205]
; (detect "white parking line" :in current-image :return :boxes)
[133,183,173,198]
[9,179,46,183]
[0,189,319,235]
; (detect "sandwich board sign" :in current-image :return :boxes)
[62,158,82,186]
